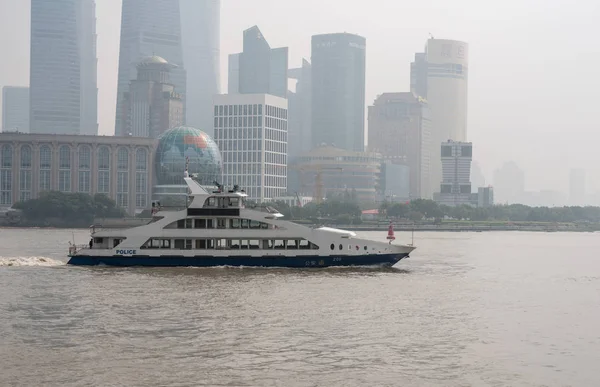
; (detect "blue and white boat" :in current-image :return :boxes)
[67,171,416,268]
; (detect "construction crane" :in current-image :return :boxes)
[297,166,343,204]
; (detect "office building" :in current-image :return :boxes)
[291,146,382,203]
[2,87,29,133]
[367,92,432,199]
[478,186,494,207]
[180,0,221,133]
[379,163,410,201]
[116,0,186,136]
[30,0,98,135]
[287,59,312,159]
[0,132,155,215]
[122,56,184,138]
[569,168,585,206]
[228,26,288,99]
[434,140,473,206]
[213,94,288,202]
[411,39,468,192]
[311,33,366,152]
[471,161,486,193]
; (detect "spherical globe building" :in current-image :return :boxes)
[155,127,222,186]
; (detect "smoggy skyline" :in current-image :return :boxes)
[0,0,598,194]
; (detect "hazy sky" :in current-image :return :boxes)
[0,0,598,193]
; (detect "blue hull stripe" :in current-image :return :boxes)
[67,253,408,268]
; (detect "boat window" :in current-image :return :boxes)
[195,219,206,229]
[195,239,206,249]
[364,246,368,251]
[185,239,193,250]
[339,244,343,250]
[238,240,247,249]
[207,239,214,249]
[174,239,185,249]
[162,239,171,249]
[216,239,229,249]
[113,239,123,248]
[205,197,216,207]
[274,240,285,250]
[330,243,335,250]
[261,223,269,229]
[241,219,249,229]
[207,219,214,228]
[265,240,274,249]
[250,220,261,229]
[310,242,319,250]
[287,240,298,250]
[177,219,185,229]
[249,240,260,249]
[217,219,227,229]
[230,219,241,229]
[230,198,240,207]
[185,219,193,229]
[348,245,352,250]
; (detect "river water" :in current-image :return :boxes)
[0,228,598,387]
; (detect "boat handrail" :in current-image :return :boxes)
[68,244,88,256]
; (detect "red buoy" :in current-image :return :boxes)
[387,222,396,241]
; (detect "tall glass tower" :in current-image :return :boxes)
[311,33,366,152]
[180,0,221,135]
[115,0,186,136]
[30,0,98,135]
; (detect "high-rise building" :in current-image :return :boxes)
[29,0,98,135]
[228,26,288,99]
[367,92,431,199]
[478,187,494,208]
[434,140,473,206]
[115,0,186,136]
[471,161,486,193]
[569,168,585,206]
[180,0,221,133]
[411,39,468,193]
[2,87,30,133]
[311,33,366,152]
[493,161,525,204]
[287,59,312,159]
[122,56,184,138]
[213,94,288,202]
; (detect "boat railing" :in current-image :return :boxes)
[68,244,89,256]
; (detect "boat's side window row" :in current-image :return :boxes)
[329,243,370,251]
[167,218,270,230]
[141,238,319,250]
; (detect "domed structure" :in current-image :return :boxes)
[155,127,222,186]
[140,55,169,65]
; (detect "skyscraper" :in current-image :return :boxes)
[115,0,186,136]
[29,0,98,135]
[367,92,431,199]
[411,39,469,192]
[122,56,184,138]
[2,87,29,133]
[435,140,473,206]
[493,161,525,204]
[287,59,312,159]
[180,0,221,133]
[311,33,366,152]
[228,26,288,99]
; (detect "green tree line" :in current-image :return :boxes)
[13,191,125,227]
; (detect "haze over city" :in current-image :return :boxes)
[0,0,598,195]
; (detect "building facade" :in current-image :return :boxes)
[434,140,473,206]
[311,33,366,152]
[179,0,221,134]
[2,87,29,133]
[115,0,186,136]
[291,145,382,204]
[412,39,469,192]
[0,133,155,215]
[478,186,494,207]
[213,94,288,202]
[122,56,184,138]
[367,92,432,199]
[287,59,312,160]
[228,26,288,99]
[30,0,98,135]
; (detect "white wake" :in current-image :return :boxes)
[0,257,66,267]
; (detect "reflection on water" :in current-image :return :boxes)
[0,228,599,386]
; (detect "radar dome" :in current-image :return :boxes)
[155,127,222,185]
